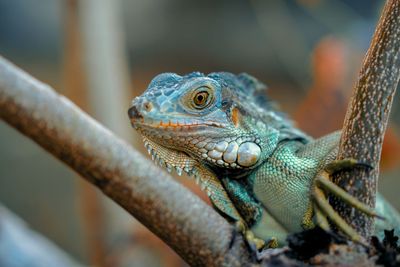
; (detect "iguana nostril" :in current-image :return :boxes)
[143,101,153,112]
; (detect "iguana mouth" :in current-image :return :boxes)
[130,118,226,132]
[155,120,225,128]
[128,103,226,130]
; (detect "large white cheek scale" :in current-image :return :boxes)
[237,142,261,167]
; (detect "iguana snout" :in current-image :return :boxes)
[128,103,143,126]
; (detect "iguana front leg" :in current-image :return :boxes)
[193,166,267,250]
[220,176,280,248]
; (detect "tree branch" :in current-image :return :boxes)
[333,0,400,238]
[0,56,252,267]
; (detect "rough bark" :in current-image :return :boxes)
[332,0,400,238]
[0,56,252,267]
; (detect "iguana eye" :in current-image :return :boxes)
[190,87,213,109]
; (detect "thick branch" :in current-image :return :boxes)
[0,56,252,267]
[333,0,400,238]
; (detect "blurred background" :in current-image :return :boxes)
[0,0,399,266]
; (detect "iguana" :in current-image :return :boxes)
[128,72,400,249]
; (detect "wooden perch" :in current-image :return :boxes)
[332,0,400,238]
[0,56,252,267]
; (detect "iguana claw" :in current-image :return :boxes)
[311,158,383,246]
[324,159,373,175]
[235,221,278,250]
[245,229,266,250]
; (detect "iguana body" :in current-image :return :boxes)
[128,72,400,247]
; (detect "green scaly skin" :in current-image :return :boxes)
[128,72,400,248]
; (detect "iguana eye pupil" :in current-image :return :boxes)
[193,91,209,107]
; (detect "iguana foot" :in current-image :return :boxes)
[234,221,278,251]
[235,221,265,250]
[311,158,382,246]
[265,237,279,248]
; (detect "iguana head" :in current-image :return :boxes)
[128,72,295,176]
